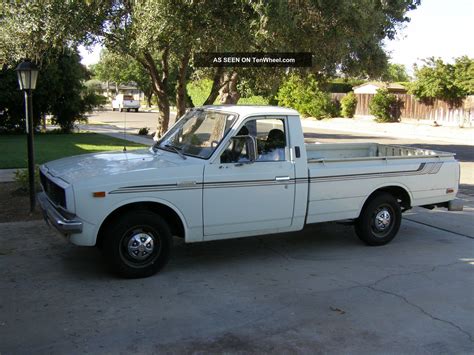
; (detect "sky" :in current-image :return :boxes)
[383,0,474,73]
[79,0,474,73]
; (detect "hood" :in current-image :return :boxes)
[43,148,184,184]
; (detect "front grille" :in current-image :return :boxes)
[40,170,66,209]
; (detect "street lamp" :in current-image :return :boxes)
[15,60,39,213]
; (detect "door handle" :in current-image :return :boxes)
[275,176,290,181]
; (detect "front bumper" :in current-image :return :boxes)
[37,192,83,234]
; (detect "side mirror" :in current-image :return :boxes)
[231,135,258,163]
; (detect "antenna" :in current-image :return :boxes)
[123,107,127,152]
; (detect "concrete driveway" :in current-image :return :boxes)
[1,196,473,354]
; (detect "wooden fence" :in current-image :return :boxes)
[331,93,474,127]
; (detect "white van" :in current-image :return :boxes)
[112,94,140,112]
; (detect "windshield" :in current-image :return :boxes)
[155,109,237,159]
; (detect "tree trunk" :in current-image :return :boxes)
[176,52,190,120]
[203,67,224,105]
[219,72,240,104]
[146,92,153,108]
[186,91,194,108]
[138,49,170,139]
[157,92,170,137]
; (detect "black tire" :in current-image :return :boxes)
[127,108,130,112]
[102,210,172,278]
[135,108,139,112]
[355,193,401,246]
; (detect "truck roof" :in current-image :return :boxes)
[201,105,299,117]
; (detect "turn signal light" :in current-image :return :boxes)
[93,191,106,198]
[446,188,454,194]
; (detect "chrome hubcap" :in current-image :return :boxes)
[127,233,155,260]
[374,208,392,232]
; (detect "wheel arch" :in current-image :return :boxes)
[358,184,412,218]
[96,200,187,248]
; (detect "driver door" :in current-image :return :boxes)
[203,116,296,238]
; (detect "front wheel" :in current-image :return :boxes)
[102,210,172,278]
[355,193,401,246]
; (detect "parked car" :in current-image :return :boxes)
[38,105,463,278]
[112,94,140,112]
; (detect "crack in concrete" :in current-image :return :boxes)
[370,261,465,288]
[352,262,474,343]
[254,239,473,343]
[404,218,474,240]
[365,284,474,343]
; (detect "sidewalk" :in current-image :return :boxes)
[0,169,18,183]
[78,124,154,145]
[301,116,473,145]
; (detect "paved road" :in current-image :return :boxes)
[86,109,177,136]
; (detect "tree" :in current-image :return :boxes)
[2,0,420,137]
[93,50,155,107]
[0,48,101,132]
[454,56,474,95]
[0,1,108,66]
[276,75,338,119]
[409,57,473,106]
[382,63,410,82]
[0,1,109,131]
[96,1,259,137]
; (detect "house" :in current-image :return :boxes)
[353,82,407,94]
[99,82,143,101]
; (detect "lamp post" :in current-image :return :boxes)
[15,60,39,213]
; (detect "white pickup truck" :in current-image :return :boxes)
[112,94,140,112]
[38,105,462,278]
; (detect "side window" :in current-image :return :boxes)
[220,117,287,163]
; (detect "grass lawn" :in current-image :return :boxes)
[0,133,147,169]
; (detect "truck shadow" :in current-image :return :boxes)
[59,218,426,280]
[59,222,363,279]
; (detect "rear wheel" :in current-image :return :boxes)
[102,210,172,278]
[355,193,401,246]
[135,108,139,112]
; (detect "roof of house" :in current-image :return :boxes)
[353,82,407,91]
[99,82,139,90]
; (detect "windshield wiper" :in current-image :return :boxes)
[164,144,186,160]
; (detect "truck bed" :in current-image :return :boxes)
[304,142,458,225]
[305,143,454,162]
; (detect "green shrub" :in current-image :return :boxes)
[276,75,338,119]
[188,79,214,106]
[369,89,399,122]
[138,127,149,135]
[238,96,269,105]
[14,167,41,193]
[341,91,357,118]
